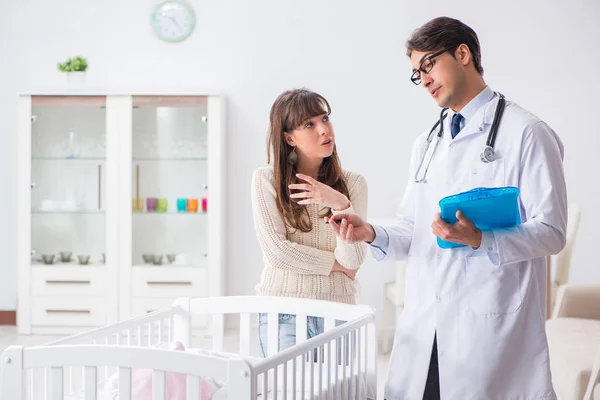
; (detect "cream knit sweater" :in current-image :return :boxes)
[251,165,368,305]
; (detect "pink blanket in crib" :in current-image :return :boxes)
[128,341,223,400]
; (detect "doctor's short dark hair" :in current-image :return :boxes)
[406,16,484,75]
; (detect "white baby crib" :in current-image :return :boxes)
[1,296,377,399]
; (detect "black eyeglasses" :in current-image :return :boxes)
[410,48,452,85]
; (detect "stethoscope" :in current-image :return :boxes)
[414,93,506,183]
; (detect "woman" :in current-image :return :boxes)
[251,88,368,357]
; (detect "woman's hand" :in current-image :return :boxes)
[332,260,357,280]
[289,173,350,211]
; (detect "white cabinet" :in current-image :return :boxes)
[17,93,226,335]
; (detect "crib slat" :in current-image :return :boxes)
[342,334,347,399]
[263,371,268,399]
[239,313,251,356]
[84,366,97,400]
[292,355,297,400]
[356,328,362,399]
[148,322,153,346]
[119,367,132,400]
[212,314,224,352]
[152,370,166,400]
[318,345,323,398]
[334,337,340,398]
[273,365,278,400]
[48,367,63,400]
[327,341,333,400]
[350,331,356,400]
[300,354,306,399]
[282,361,288,399]
[187,375,201,400]
[310,350,314,400]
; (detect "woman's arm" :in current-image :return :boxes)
[251,168,335,275]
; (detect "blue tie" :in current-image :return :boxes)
[451,113,463,139]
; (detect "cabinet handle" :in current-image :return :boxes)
[46,280,91,285]
[46,309,91,314]
[146,281,192,286]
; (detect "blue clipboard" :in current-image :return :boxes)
[437,187,521,249]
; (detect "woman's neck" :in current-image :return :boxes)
[296,158,322,179]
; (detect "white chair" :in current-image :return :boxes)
[380,260,406,354]
[550,203,581,313]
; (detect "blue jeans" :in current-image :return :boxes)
[258,313,347,363]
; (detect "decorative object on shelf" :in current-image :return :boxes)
[156,198,168,213]
[57,56,88,91]
[42,254,55,265]
[60,251,72,263]
[132,198,144,212]
[150,0,196,43]
[202,197,207,213]
[77,255,90,265]
[176,198,187,212]
[187,198,198,213]
[146,197,157,212]
[65,132,80,159]
[142,254,154,264]
[166,253,176,263]
[153,255,164,265]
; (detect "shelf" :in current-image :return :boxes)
[32,157,106,161]
[132,157,207,161]
[32,210,105,215]
[132,264,198,268]
[31,262,106,267]
[132,211,207,215]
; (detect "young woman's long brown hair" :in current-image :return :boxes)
[267,89,350,233]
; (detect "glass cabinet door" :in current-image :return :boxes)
[30,96,107,267]
[130,96,209,268]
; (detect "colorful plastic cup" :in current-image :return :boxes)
[146,197,157,212]
[187,198,198,213]
[156,198,168,213]
[177,198,187,212]
[202,197,207,213]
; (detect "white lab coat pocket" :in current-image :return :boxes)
[465,255,522,315]
[468,158,505,188]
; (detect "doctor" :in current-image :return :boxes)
[327,16,567,400]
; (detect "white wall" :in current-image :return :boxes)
[1,0,599,327]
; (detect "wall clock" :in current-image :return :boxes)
[151,0,196,43]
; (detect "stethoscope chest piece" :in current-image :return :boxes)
[480,145,496,163]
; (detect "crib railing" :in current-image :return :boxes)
[1,344,252,400]
[1,296,377,399]
[252,314,376,399]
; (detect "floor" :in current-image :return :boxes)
[0,325,391,399]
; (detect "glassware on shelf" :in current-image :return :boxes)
[66,131,80,159]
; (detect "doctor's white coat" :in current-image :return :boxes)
[375,95,567,400]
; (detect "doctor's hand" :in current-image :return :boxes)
[325,214,376,244]
[289,174,350,211]
[432,210,482,249]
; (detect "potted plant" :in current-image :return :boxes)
[57,56,88,91]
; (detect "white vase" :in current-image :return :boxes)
[66,72,86,91]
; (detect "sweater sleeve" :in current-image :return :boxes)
[330,174,368,270]
[251,167,335,275]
